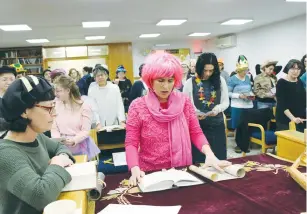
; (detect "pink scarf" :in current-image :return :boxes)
[145,90,192,167]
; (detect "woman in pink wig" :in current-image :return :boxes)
[125,52,231,186]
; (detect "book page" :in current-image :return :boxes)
[98,204,181,214]
[62,161,97,192]
[99,125,124,132]
[112,152,127,166]
[166,169,204,187]
[138,171,175,192]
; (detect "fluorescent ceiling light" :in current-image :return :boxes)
[85,36,106,40]
[139,34,160,38]
[286,0,307,2]
[82,21,110,28]
[0,24,32,31]
[156,19,187,26]
[155,44,170,47]
[26,39,49,43]
[189,33,211,37]
[221,19,253,25]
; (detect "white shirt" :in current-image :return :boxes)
[182,76,229,114]
[88,82,125,126]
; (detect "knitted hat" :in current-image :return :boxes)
[0,66,17,76]
[9,63,27,73]
[0,75,54,121]
[116,65,126,74]
[236,55,249,72]
[50,68,66,80]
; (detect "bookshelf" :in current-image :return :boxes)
[0,47,43,75]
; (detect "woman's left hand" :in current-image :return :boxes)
[65,139,76,147]
[202,152,232,172]
[120,122,126,129]
[207,111,218,117]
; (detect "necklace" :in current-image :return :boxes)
[195,77,216,107]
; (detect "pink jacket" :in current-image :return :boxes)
[125,95,209,172]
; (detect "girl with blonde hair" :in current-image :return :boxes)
[51,75,100,160]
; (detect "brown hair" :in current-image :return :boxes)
[68,68,81,82]
[53,75,82,105]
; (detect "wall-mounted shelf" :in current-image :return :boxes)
[0,47,43,74]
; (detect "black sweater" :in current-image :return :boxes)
[276,78,306,125]
[129,80,146,104]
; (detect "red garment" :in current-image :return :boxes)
[160,102,168,109]
[125,95,208,172]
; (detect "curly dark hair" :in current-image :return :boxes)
[196,52,221,90]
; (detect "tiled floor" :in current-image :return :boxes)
[227,136,262,159]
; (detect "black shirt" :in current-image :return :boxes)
[276,78,306,125]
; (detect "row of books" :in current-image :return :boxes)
[0,59,42,66]
[0,50,42,59]
[18,58,42,64]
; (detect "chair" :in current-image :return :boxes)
[235,108,276,154]
[289,121,296,130]
[97,129,125,150]
[223,113,228,143]
[267,107,276,130]
[249,123,277,153]
[90,129,128,174]
[89,129,100,162]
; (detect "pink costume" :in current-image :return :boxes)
[125,91,209,172]
[51,100,100,160]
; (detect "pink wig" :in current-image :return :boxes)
[142,52,183,89]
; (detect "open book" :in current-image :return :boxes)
[242,92,256,101]
[189,164,245,182]
[62,161,97,192]
[98,125,125,132]
[138,169,204,193]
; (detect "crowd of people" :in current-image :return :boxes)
[0,51,305,214]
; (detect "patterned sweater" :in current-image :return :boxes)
[125,95,209,172]
[0,134,74,214]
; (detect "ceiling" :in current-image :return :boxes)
[0,0,305,48]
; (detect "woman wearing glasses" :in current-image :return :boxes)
[276,59,306,132]
[0,76,74,214]
[125,52,231,186]
[88,65,126,127]
[51,75,100,160]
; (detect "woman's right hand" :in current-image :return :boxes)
[292,117,305,124]
[129,166,145,186]
[239,94,247,100]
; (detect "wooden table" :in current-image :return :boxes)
[57,155,88,214]
[275,130,305,163]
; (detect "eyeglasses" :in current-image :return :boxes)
[35,104,55,114]
[290,67,301,71]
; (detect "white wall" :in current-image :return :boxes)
[132,41,201,77]
[203,15,306,76]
